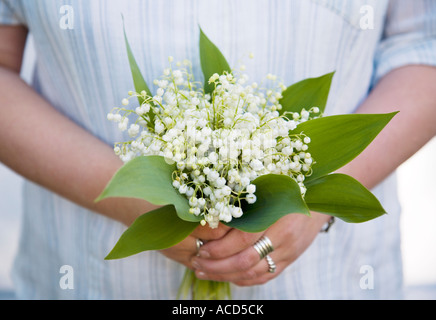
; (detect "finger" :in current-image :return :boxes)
[192,240,262,275]
[159,235,199,268]
[190,222,231,241]
[194,253,282,286]
[197,228,263,259]
[232,256,283,287]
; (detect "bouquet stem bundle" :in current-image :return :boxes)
[178,269,231,300]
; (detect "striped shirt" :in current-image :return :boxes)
[1,0,435,299]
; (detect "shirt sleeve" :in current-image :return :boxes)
[373,0,436,85]
[0,0,22,25]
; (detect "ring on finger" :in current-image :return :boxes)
[265,255,276,273]
[195,238,204,255]
[253,236,274,260]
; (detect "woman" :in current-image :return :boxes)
[0,0,435,299]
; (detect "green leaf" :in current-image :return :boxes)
[305,173,386,223]
[122,17,155,123]
[105,205,197,259]
[279,72,335,115]
[291,112,398,182]
[199,27,231,94]
[122,17,152,100]
[226,174,310,232]
[95,155,200,223]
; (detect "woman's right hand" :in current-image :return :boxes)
[159,223,231,268]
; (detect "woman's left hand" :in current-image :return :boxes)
[190,212,331,286]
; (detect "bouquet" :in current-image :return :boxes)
[96,22,397,300]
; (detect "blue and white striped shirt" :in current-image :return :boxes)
[1,0,435,299]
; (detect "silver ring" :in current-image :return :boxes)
[253,236,274,260]
[266,255,276,273]
[196,239,204,254]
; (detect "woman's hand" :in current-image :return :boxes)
[188,212,331,286]
[159,222,232,269]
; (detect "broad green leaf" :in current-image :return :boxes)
[95,155,200,223]
[279,72,334,115]
[305,173,386,223]
[122,17,155,123]
[291,112,398,182]
[226,174,310,232]
[199,27,231,94]
[105,205,197,259]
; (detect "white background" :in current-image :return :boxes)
[1,37,435,299]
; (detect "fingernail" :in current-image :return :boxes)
[191,259,201,270]
[196,271,206,279]
[198,250,210,258]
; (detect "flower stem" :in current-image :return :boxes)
[177,268,231,300]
